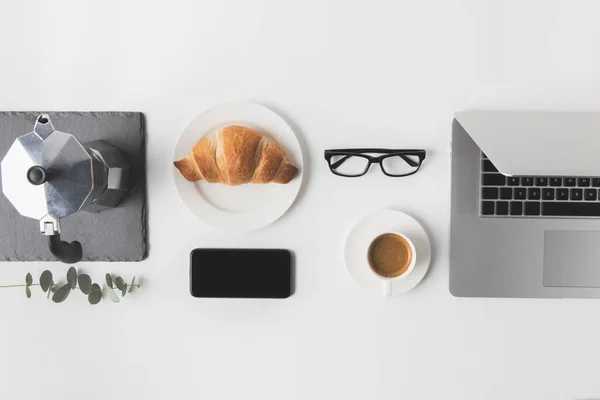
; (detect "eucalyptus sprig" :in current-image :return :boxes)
[12,268,140,304]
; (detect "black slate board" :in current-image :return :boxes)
[0,112,147,261]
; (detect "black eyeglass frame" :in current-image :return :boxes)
[324,148,427,177]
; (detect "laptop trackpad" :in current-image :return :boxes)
[544,230,600,288]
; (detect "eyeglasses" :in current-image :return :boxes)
[324,148,426,177]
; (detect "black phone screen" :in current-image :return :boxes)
[190,249,292,298]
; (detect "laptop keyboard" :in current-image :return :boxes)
[480,153,600,217]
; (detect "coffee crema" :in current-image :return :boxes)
[368,233,413,278]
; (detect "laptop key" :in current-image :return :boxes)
[528,188,541,200]
[557,188,569,200]
[535,177,548,186]
[578,178,590,187]
[482,187,498,200]
[514,188,527,200]
[542,188,555,200]
[585,189,597,201]
[542,202,600,217]
[496,201,509,215]
[510,202,523,216]
[525,202,541,216]
[481,201,494,215]
[564,177,577,187]
[571,189,583,201]
[500,187,513,200]
[593,178,600,187]
[507,177,520,186]
[482,160,498,173]
[522,177,534,186]
[550,177,562,186]
[482,174,506,186]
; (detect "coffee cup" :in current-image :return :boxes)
[367,232,417,296]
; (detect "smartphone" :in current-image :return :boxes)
[190,249,293,299]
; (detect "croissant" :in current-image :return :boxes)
[174,125,298,186]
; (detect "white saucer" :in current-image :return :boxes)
[344,210,431,296]
[172,102,303,232]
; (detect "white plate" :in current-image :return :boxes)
[344,210,431,296]
[173,102,304,232]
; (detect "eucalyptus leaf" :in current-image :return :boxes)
[52,284,71,303]
[88,284,102,305]
[40,270,52,292]
[78,274,92,295]
[115,276,124,291]
[129,277,135,293]
[121,283,127,297]
[107,288,120,303]
[105,274,113,289]
[25,286,31,299]
[25,273,32,287]
[67,267,77,289]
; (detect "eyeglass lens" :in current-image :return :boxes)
[380,154,420,176]
[329,155,370,176]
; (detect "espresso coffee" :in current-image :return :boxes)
[368,233,413,278]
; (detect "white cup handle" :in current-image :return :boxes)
[382,280,392,297]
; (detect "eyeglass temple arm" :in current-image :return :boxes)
[398,155,419,167]
[330,155,352,169]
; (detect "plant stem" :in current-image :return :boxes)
[0,284,40,288]
[100,286,141,292]
[0,283,141,290]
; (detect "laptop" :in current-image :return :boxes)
[450,111,600,298]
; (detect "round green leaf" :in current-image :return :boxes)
[107,288,120,303]
[67,267,77,289]
[52,284,71,303]
[25,286,31,298]
[88,284,102,305]
[121,283,127,297]
[25,273,32,287]
[115,276,124,291]
[40,270,52,292]
[129,277,136,293]
[78,274,92,295]
[105,273,113,289]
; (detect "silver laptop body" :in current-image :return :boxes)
[450,111,600,298]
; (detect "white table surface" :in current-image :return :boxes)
[2,1,600,399]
